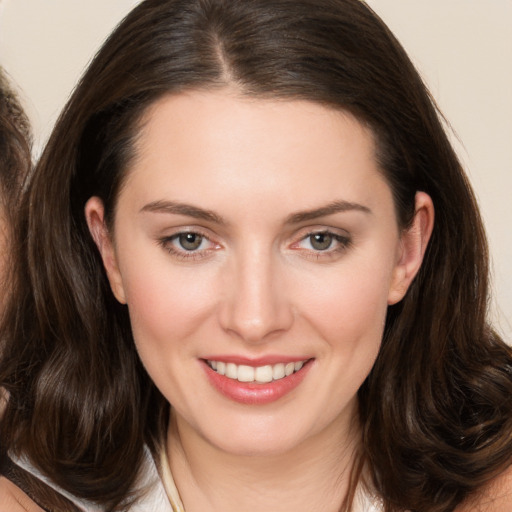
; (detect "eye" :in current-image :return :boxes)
[176,232,205,251]
[158,230,220,261]
[291,230,352,258]
[309,232,334,251]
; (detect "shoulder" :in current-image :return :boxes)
[0,476,45,512]
[456,464,512,512]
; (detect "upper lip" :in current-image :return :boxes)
[202,355,312,366]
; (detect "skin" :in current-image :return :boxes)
[0,477,44,512]
[86,89,434,511]
[461,467,512,512]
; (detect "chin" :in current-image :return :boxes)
[212,433,305,458]
[199,414,322,458]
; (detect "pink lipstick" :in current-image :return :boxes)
[202,357,312,405]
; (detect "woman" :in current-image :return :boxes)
[1,1,511,511]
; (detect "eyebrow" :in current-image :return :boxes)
[284,200,372,224]
[140,198,371,225]
[140,200,227,225]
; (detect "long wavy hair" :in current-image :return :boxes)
[1,1,511,511]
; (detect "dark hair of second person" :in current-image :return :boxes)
[0,68,31,302]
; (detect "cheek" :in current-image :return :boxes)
[298,256,394,346]
[120,258,219,352]
[121,266,216,400]
[296,259,394,408]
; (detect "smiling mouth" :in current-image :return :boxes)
[206,360,308,383]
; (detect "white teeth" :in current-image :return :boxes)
[255,365,273,383]
[237,365,255,382]
[272,363,285,380]
[207,359,307,383]
[226,363,237,379]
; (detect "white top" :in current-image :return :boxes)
[12,449,381,512]
[13,448,177,512]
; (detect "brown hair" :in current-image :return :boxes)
[0,68,31,232]
[0,68,31,325]
[1,1,511,511]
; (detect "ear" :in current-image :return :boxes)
[84,197,127,304]
[388,192,434,305]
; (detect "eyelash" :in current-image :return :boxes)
[158,231,219,261]
[157,229,352,262]
[292,231,352,260]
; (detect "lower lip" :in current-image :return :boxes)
[202,360,312,405]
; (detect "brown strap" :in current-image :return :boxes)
[0,454,83,512]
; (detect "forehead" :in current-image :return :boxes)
[136,89,377,153]
[118,89,392,218]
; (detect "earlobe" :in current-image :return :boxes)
[388,192,434,305]
[84,197,127,304]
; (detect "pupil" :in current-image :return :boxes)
[179,233,202,251]
[311,233,332,251]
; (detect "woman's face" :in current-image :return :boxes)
[87,90,431,456]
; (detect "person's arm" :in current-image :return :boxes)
[0,477,44,512]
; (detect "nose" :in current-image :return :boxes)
[218,247,294,343]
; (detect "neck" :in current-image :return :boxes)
[166,405,362,512]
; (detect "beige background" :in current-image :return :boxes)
[0,0,510,339]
